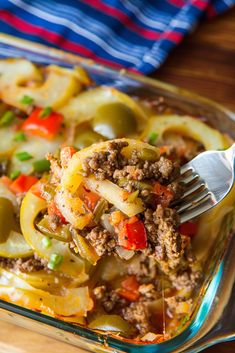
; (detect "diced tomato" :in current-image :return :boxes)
[60,146,77,168]
[153,182,174,207]
[159,146,169,155]
[0,176,12,187]
[22,107,63,140]
[118,288,140,301]
[48,200,67,224]
[118,217,147,250]
[118,276,140,301]
[179,221,198,237]
[10,174,38,194]
[80,186,100,211]
[121,275,139,292]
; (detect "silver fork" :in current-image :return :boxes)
[175,144,235,224]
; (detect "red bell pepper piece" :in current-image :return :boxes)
[79,186,100,211]
[118,216,147,250]
[153,181,174,207]
[48,200,67,224]
[118,288,140,301]
[118,276,140,301]
[22,107,63,140]
[10,174,38,194]
[121,275,139,292]
[179,221,198,237]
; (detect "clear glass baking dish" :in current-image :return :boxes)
[0,33,234,353]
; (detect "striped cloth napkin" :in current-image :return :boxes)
[0,0,234,74]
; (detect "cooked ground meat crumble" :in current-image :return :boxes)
[3,139,202,338]
[0,254,47,273]
[76,141,202,335]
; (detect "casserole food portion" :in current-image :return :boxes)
[0,58,231,343]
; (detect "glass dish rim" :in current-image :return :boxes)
[0,33,234,353]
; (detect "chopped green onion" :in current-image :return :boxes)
[14,131,27,142]
[33,159,51,173]
[20,95,34,105]
[0,111,15,127]
[148,132,158,145]
[42,236,52,249]
[47,253,63,270]
[15,151,33,161]
[10,170,21,180]
[39,106,52,119]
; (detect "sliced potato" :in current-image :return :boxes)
[0,268,93,316]
[10,134,61,175]
[0,285,93,316]
[0,230,33,258]
[59,86,147,128]
[141,115,230,150]
[0,58,42,86]
[0,59,82,110]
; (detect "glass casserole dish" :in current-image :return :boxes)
[0,34,234,353]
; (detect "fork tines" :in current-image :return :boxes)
[175,166,216,224]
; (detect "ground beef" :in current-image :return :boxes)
[128,252,158,283]
[169,269,202,292]
[169,181,185,200]
[93,286,123,312]
[113,157,179,183]
[157,157,176,180]
[138,283,159,300]
[82,141,180,184]
[82,141,128,180]
[144,205,183,272]
[0,254,47,273]
[47,213,62,232]
[85,226,116,256]
[154,205,182,270]
[122,302,151,334]
[46,153,62,185]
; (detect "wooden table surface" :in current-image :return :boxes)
[1,7,235,353]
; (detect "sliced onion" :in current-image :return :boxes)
[100,214,115,235]
[115,246,135,260]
